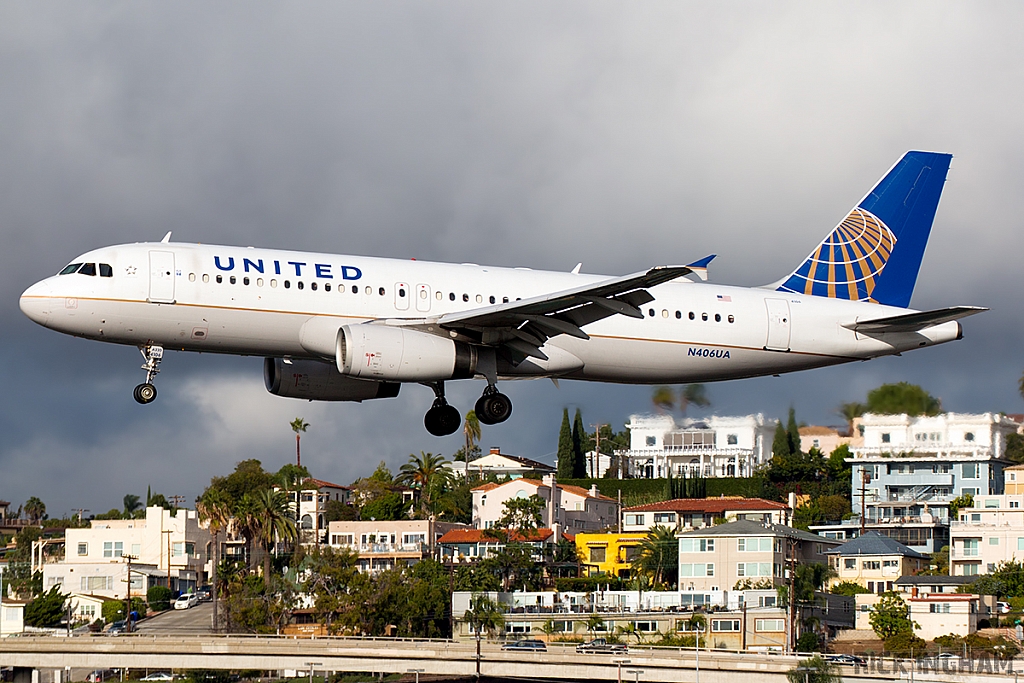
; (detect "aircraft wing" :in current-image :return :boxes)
[434,265,692,359]
[842,306,987,334]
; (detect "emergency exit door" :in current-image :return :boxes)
[148,251,175,303]
[764,298,791,351]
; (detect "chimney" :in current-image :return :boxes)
[490,447,500,455]
[546,476,558,529]
[590,484,599,498]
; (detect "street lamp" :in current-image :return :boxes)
[625,669,644,683]
[794,666,815,683]
[304,661,323,683]
[0,565,5,639]
[407,669,425,683]
[694,622,705,683]
[612,659,630,683]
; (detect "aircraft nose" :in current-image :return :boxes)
[20,280,53,326]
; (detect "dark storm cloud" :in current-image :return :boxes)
[2,2,1024,514]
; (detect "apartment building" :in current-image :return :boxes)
[42,506,211,599]
[327,519,467,573]
[283,477,351,545]
[617,414,775,479]
[855,592,995,639]
[850,412,1017,523]
[676,520,840,592]
[439,527,569,563]
[824,531,929,594]
[472,475,619,532]
[575,532,651,577]
[948,492,1024,576]
[622,498,791,532]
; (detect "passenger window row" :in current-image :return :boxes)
[648,307,735,324]
[59,262,113,277]
[188,273,520,304]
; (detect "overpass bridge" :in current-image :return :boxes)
[0,635,1017,683]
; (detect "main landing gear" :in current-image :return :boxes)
[424,383,462,437]
[475,384,513,425]
[133,344,163,405]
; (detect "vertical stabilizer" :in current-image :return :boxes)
[774,151,952,307]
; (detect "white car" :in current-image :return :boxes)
[140,674,174,682]
[173,594,198,610]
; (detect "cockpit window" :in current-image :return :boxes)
[99,263,113,277]
[59,263,82,275]
[78,263,97,276]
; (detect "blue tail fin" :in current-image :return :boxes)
[775,151,952,307]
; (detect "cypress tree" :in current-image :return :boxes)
[572,408,588,478]
[772,420,791,459]
[557,409,574,478]
[786,407,801,455]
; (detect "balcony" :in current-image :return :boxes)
[852,446,992,460]
[346,542,428,555]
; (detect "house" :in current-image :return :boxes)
[1004,464,1024,495]
[283,477,352,545]
[0,598,26,637]
[327,519,468,573]
[42,506,212,599]
[574,532,651,577]
[948,493,1024,576]
[472,475,619,532]
[895,575,978,596]
[676,520,840,592]
[808,516,949,555]
[850,412,1017,524]
[622,497,791,532]
[824,531,929,594]
[69,593,107,625]
[616,414,775,479]
[854,592,996,639]
[798,425,854,455]
[448,447,555,480]
[438,527,570,563]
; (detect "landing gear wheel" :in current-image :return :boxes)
[475,391,513,425]
[134,383,157,404]
[424,400,461,436]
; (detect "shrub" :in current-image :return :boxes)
[796,631,822,652]
[830,581,871,596]
[148,585,173,611]
[786,655,840,683]
[102,600,126,624]
[884,631,926,657]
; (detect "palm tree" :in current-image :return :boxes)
[631,525,679,587]
[396,451,453,516]
[463,410,481,480]
[462,594,505,678]
[250,488,297,589]
[652,386,675,413]
[837,402,865,437]
[290,417,310,467]
[197,488,233,632]
[123,494,142,519]
[651,385,710,416]
[23,497,45,524]
[1018,371,1024,404]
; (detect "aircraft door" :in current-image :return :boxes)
[394,282,410,311]
[148,251,176,303]
[764,298,791,351]
[415,284,431,313]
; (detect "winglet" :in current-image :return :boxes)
[685,255,716,282]
[161,231,172,243]
[571,263,582,275]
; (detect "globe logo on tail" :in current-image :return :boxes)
[778,208,896,302]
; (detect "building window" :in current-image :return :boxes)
[963,463,978,479]
[736,562,772,577]
[679,539,715,553]
[81,576,113,591]
[962,539,980,557]
[645,436,656,447]
[755,619,785,632]
[653,513,675,524]
[881,433,891,443]
[589,547,606,563]
[737,537,772,552]
[679,563,714,577]
[712,619,741,632]
[963,563,980,576]
[862,561,881,570]
[965,432,975,442]
[624,514,645,526]
[930,603,952,613]
[77,542,88,556]
[844,559,856,570]
[727,434,738,445]
[990,537,1000,545]
[985,499,999,508]
[103,541,123,558]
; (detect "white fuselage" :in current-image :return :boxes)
[19,242,962,385]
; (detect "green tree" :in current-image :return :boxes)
[1005,433,1024,465]
[250,488,298,589]
[147,585,173,611]
[572,409,587,478]
[360,492,406,521]
[492,495,546,539]
[275,463,311,491]
[369,461,394,484]
[837,402,865,436]
[865,382,940,416]
[290,417,310,467]
[323,499,358,522]
[631,526,679,586]
[883,630,926,657]
[557,408,574,478]
[585,613,605,637]
[463,593,506,676]
[303,546,365,634]
[869,591,916,639]
[949,492,974,519]
[396,451,453,516]
[786,407,801,455]
[197,486,233,631]
[206,460,274,509]
[24,586,67,627]
[786,655,840,683]
[679,384,711,415]
[830,581,871,596]
[23,497,46,524]
[122,494,143,519]
[772,421,792,459]
[461,409,482,477]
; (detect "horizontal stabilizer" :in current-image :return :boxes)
[842,306,987,333]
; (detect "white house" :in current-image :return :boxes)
[472,475,619,532]
[283,477,351,545]
[448,447,555,480]
[617,414,775,479]
[43,506,212,599]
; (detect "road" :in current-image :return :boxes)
[133,601,213,635]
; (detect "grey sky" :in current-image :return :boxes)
[2,3,1022,518]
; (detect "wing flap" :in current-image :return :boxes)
[843,306,987,333]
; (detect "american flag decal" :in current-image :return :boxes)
[717,295,731,302]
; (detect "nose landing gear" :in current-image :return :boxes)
[133,344,163,405]
[475,385,513,425]
[424,382,461,436]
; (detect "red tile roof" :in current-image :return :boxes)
[438,528,555,543]
[559,484,615,501]
[625,497,789,513]
[307,478,351,490]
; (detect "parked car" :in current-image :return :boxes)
[197,585,212,602]
[825,654,866,666]
[140,673,175,681]
[86,671,116,683]
[106,621,128,636]
[576,638,627,654]
[502,639,547,651]
[173,593,198,610]
[997,601,1011,614]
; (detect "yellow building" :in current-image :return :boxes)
[575,532,651,577]
[1005,464,1024,495]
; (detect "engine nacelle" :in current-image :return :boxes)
[337,324,477,382]
[264,358,400,402]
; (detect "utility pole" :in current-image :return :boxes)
[162,529,174,592]
[121,554,137,633]
[860,469,870,535]
[169,495,186,508]
[74,509,89,524]
[787,536,797,653]
[591,423,609,478]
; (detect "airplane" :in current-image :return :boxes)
[20,151,985,436]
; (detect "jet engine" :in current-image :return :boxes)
[337,324,477,382]
[264,358,400,402]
